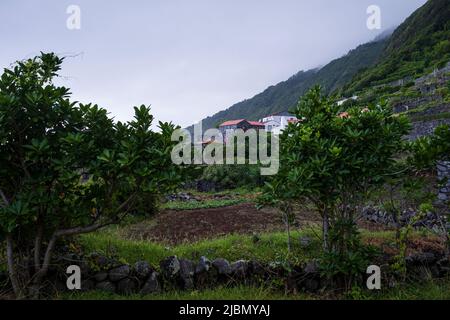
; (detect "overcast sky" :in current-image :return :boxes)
[0,0,427,127]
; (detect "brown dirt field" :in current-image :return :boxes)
[124,203,287,244]
[123,202,393,245]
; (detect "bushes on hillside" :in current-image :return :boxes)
[201,164,264,190]
[411,124,450,168]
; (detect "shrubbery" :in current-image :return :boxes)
[201,164,264,190]
[411,124,450,167]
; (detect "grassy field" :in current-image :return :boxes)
[4,188,446,300]
[79,208,443,265]
[78,219,441,270]
[79,228,320,267]
[72,213,450,301]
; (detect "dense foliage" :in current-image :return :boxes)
[411,124,450,168]
[201,164,264,190]
[0,53,182,298]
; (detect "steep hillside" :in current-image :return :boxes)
[339,0,450,140]
[343,0,450,95]
[190,0,450,132]
[190,38,387,130]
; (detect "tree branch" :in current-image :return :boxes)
[32,233,58,285]
[115,192,137,214]
[29,219,116,292]
[34,222,44,272]
[55,221,116,238]
[30,194,138,292]
[0,189,9,207]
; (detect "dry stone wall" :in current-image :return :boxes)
[437,161,450,204]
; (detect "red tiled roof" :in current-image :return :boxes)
[201,139,215,145]
[219,119,265,127]
[338,112,350,119]
[219,119,246,127]
[248,121,265,127]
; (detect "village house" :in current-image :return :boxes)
[218,119,265,143]
[337,95,358,106]
[259,112,298,135]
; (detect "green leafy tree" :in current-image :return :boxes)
[0,53,181,298]
[259,86,410,287]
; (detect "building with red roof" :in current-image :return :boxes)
[218,119,265,143]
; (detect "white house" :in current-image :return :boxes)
[337,96,358,106]
[260,112,298,135]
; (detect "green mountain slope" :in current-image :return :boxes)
[190,38,387,130]
[190,0,450,132]
[343,0,450,95]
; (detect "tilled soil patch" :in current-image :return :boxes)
[124,203,288,244]
[123,202,392,245]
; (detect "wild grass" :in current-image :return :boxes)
[186,187,261,197]
[347,277,450,300]
[161,198,246,210]
[78,221,434,268]
[60,285,313,300]
[78,229,321,267]
[59,277,450,300]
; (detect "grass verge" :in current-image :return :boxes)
[161,198,246,210]
[78,229,320,267]
[60,285,312,300]
[59,277,450,300]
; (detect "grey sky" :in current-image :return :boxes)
[0,0,426,127]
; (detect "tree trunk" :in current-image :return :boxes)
[322,209,330,252]
[6,220,116,299]
[284,212,292,253]
[6,234,23,299]
[34,223,44,273]
[31,234,58,294]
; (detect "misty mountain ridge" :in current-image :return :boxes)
[188,0,450,132]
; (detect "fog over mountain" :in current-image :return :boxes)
[0,0,426,127]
